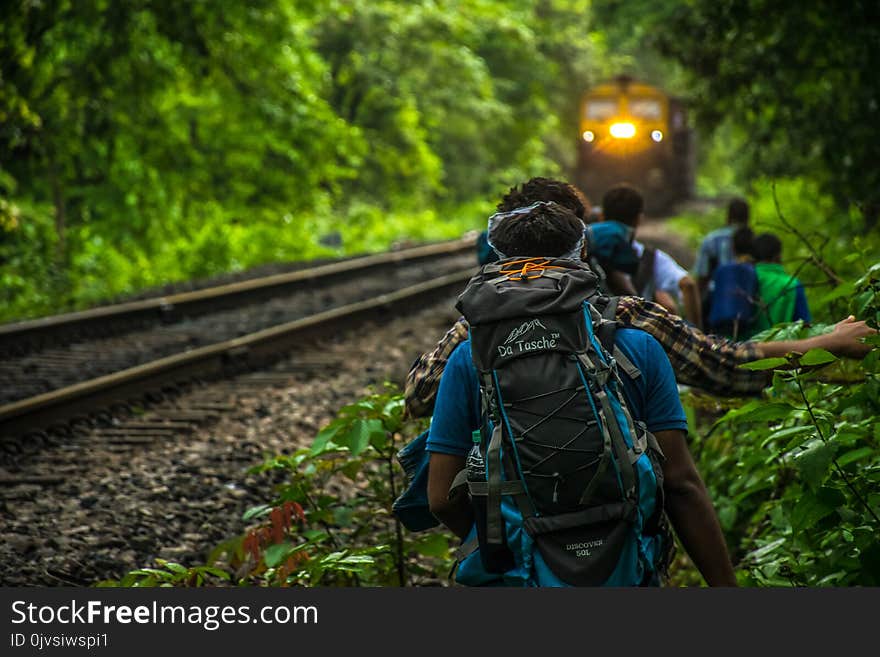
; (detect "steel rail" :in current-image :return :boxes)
[0,237,475,352]
[0,268,475,439]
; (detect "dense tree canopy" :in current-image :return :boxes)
[630,0,880,224]
[2,1,878,320]
[0,0,604,319]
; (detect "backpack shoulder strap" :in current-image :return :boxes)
[592,296,642,381]
[632,246,657,300]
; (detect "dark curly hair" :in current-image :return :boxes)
[601,183,644,227]
[732,226,754,257]
[497,177,589,221]
[489,201,584,257]
[752,232,782,262]
[727,197,750,225]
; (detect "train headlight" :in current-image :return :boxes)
[609,122,636,139]
[582,130,595,142]
[651,130,663,142]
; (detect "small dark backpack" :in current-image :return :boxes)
[452,257,672,586]
[633,245,657,301]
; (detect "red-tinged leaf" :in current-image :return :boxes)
[270,508,284,543]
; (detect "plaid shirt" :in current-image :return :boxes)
[404,295,765,418]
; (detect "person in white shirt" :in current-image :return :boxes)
[631,238,702,328]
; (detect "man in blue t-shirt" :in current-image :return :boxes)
[426,202,737,587]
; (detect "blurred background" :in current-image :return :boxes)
[2,0,878,322]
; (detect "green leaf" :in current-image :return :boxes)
[818,281,856,305]
[760,425,813,448]
[302,530,329,542]
[738,357,789,371]
[717,400,795,426]
[794,441,835,488]
[242,504,273,521]
[744,538,787,563]
[412,533,452,558]
[160,561,188,575]
[263,542,300,568]
[338,418,385,457]
[310,422,344,455]
[790,490,837,533]
[196,567,231,580]
[836,447,875,467]
[333,506,355,527]
[129,568,170,578]
[800,348,837,367]
[718,505,738,532]
[744,402,797,423]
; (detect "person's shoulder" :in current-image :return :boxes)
[613,328,673,385]
[702,226,731,244]
[448,338,472,365]
[614,326,661,355]
[654,247,682,268]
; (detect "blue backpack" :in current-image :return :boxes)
[394,257,673,587]
[583,221,639,275]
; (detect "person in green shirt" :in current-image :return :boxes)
[751,232,812,334]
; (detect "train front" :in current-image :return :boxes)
[576,78,691,214]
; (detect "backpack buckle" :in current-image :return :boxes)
[607,356,619,376]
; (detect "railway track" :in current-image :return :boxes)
[0,297,464,585]
[0,238,477,443]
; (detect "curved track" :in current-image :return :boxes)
[0,238,476,441]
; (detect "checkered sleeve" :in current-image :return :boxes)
[615,296,768,396]
[403,317,470,418]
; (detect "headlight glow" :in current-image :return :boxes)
[609,122,636,139]
[582,130,595,143]
[651,130,663,142]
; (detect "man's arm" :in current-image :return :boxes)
[653,289,679,315]
[756,314,875,359]
[407,303,878,420]
[616,297,877,396]
[654,429,738,587]
[678,274,703,329]
[427,453,472,540]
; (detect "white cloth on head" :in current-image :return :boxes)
[486,201,585,261]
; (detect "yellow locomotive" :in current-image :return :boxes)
[575,75,695,214]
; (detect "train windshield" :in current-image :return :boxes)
[629,98,662,119]
[585,99,618,120]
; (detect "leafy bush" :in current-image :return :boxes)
[680,265,880,586]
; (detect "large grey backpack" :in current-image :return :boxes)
[451,256,671,586]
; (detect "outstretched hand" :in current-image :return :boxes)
[822,315,877,358]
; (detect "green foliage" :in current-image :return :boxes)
[94,559,230,588]
[681,268,880,587]
[645,0,880,226]
[228,384,454,586]
[1,0,606,322]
